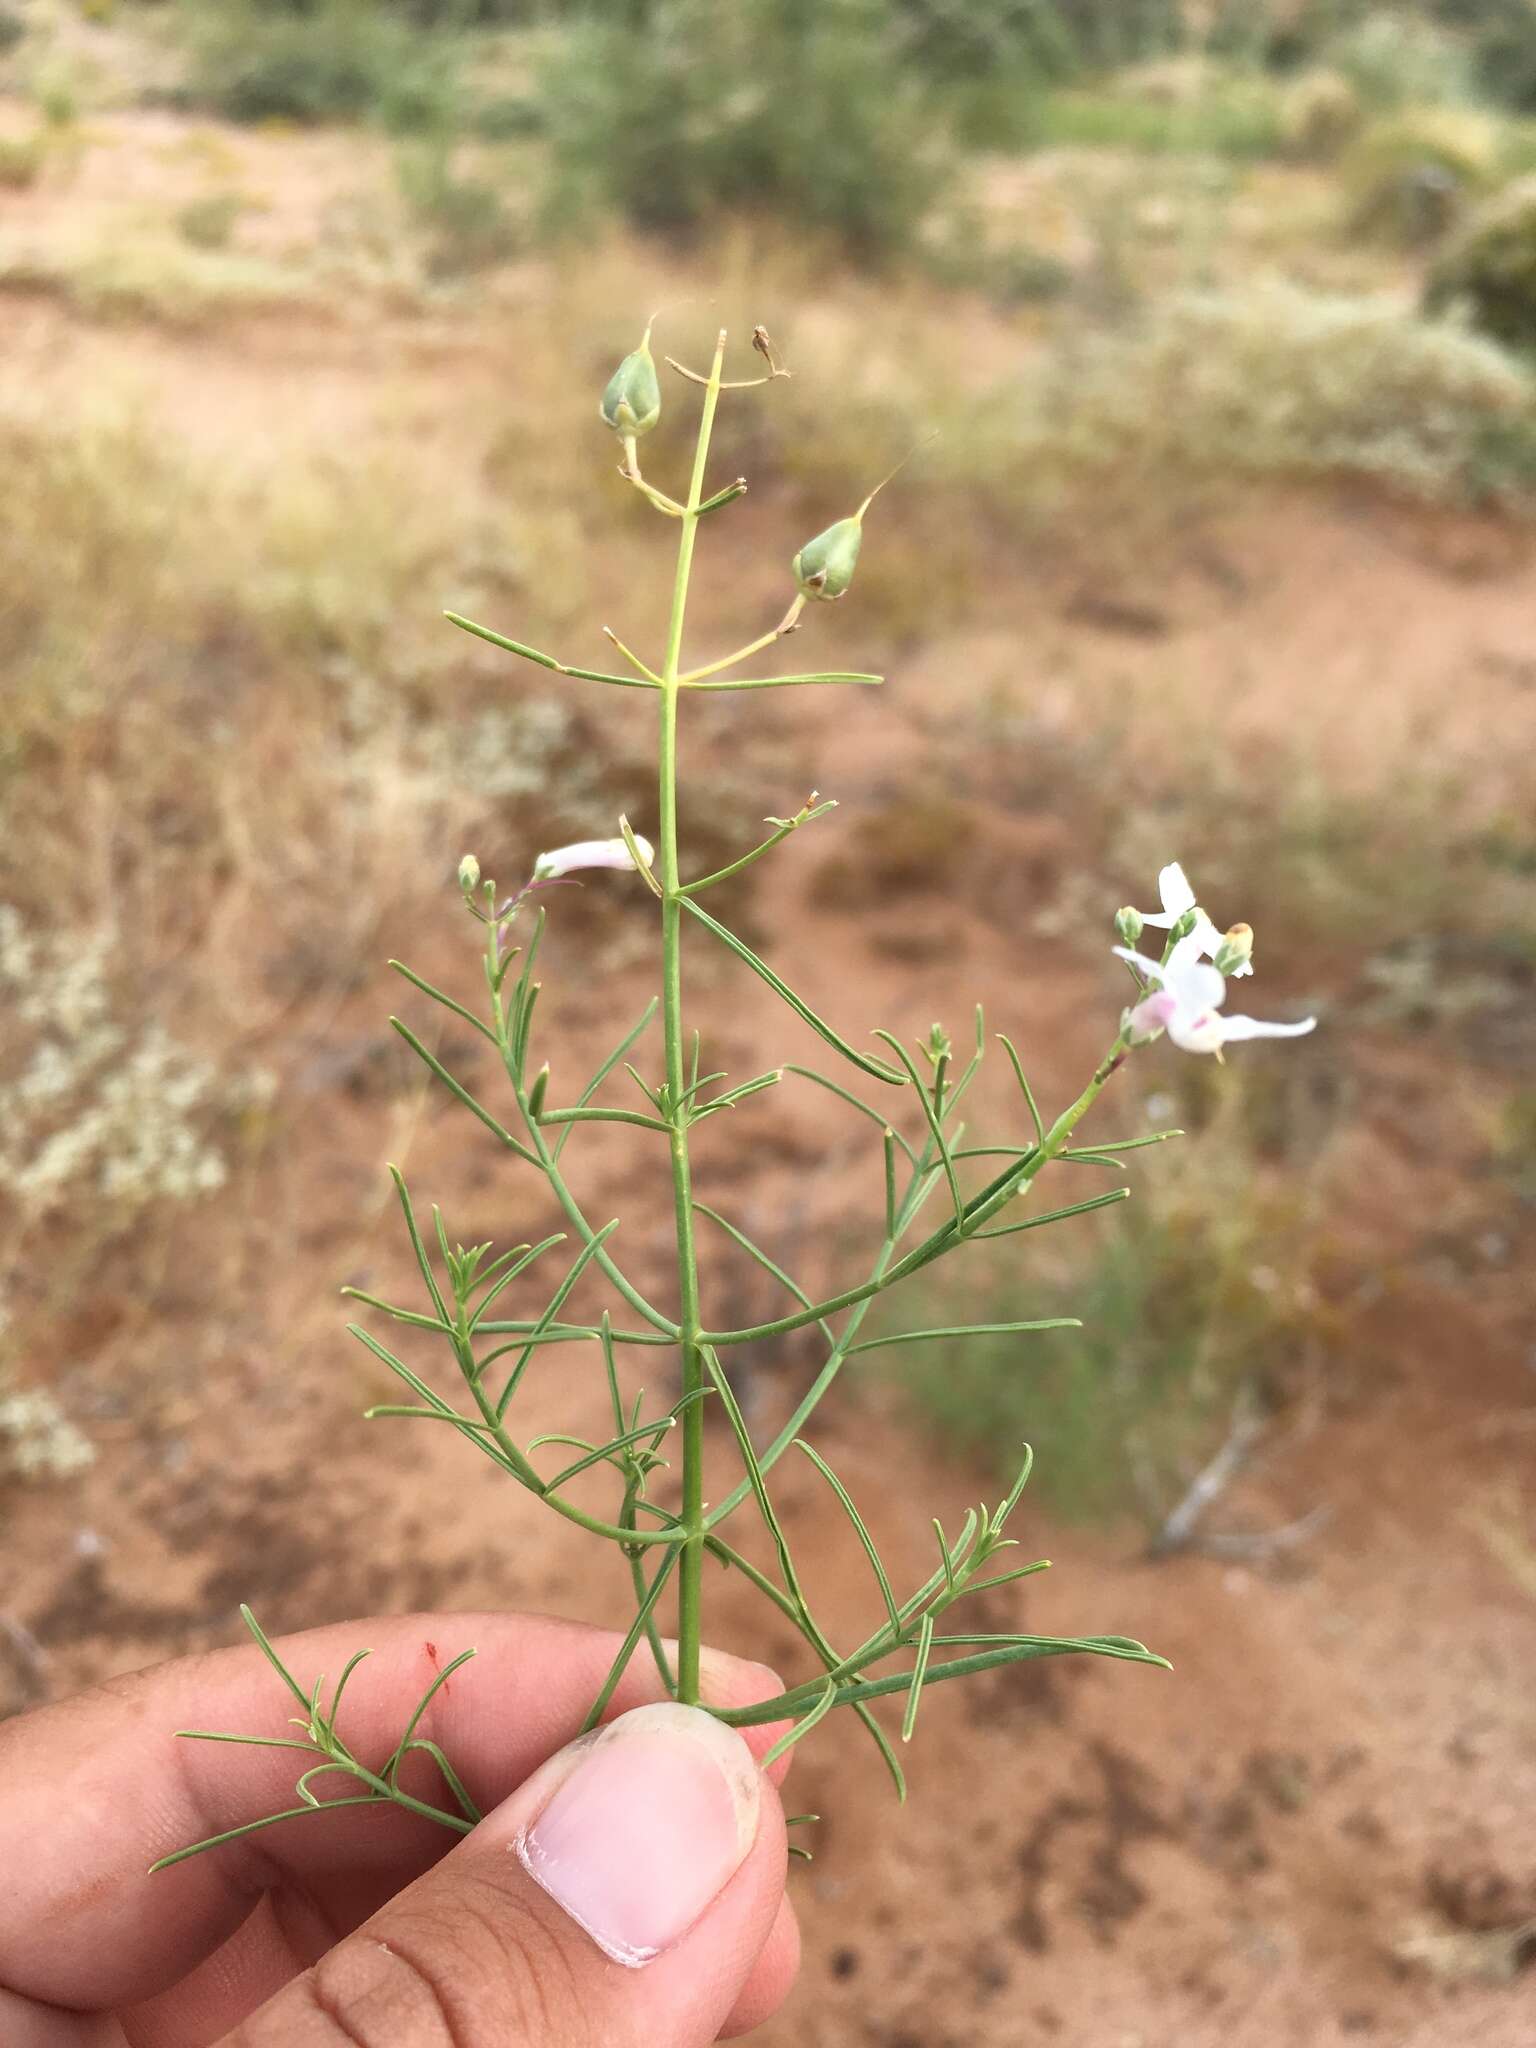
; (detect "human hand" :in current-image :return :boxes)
[0,1611,800,2045]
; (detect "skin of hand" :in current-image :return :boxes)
[0,1611,801,2046]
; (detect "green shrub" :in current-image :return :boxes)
[538,0,950,262]
[178,0,462,129]
[1279,67,1365,162]
[1204,0,1368,72]
[1031,64,1286,158]
[1016,278,1536,507]
[1436,0,1536,114]
[0,7,25,57]
[1339,113,1491,246]
[176,191,245,250]
[1427,172,1536,347]
[1326,8,1474,109]
[395,138,519,276]
[1035,0,1185,70]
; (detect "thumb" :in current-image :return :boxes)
[227,1703,791,2047]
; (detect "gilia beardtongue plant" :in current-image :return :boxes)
[152,325,1318,1874]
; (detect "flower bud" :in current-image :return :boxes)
[527,1063,550,1120]
[792,515,863,602]
[458,854,481,894]
[1213,922,1254,977]
[600,325,661,440]
[1115,906,1143,946]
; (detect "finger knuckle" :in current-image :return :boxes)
[300,1874,588,2048]
[308,1931,473,2048]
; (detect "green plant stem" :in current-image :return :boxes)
[661,328,729,1705]
[700,1031,1133,1349]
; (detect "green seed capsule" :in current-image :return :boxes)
[792,516,863,602]
[789,441,927,605]
[600,325,661,439]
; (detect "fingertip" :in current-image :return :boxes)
[720,1891,802,2037]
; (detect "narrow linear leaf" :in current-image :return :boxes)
[695,1204,833,1347]
[296,1761,357,1808]
[717,1636,1172,1729]
[997,1033,1045,1143]
[682,901,904,1086]
[387,1168,450,1328]
[1064,1128,1185,1155]
[239,1605,314,1717]
[871,1031,965,1230]
[579,1545,682,1734]
[173,1730,318,1753]
[389,1020,536,1163]
[389,960,496,1044]
[148,1798,386,1873]
[934,1518,957,1596]
[795,1440,901,1636]
[964,1561,1055,1596]
[685,671,883,691]
[385,1649,478,1790]
[761,1681,839,1770]
[340,1289,449,1334]
[902,1613,936,1744]
[556,999,660,1159]
[492,1220,621,1420]
[399,1737,482,1824]
[784,1065,918,1160]
[696,1070,784,1115]
[973,1187,1132,1241]
[543,1389,710,1492]
[327,1649,373,1731]
[444,612,659,690]
[538,1105,670,1133]
[847,1319,1080,1356]
[468,1234,567,1330]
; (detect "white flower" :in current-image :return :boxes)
[1134,862,1253,977]
[533,835,654,882]
[1115,933,1316,1058]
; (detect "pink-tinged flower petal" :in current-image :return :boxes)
[1166,1008,1230,1056]
[1129,991,1179,1037]
[534,835,655,881]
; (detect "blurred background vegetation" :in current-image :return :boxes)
[2,1,1534,2036]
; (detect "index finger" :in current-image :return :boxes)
[0,1609,789,2013]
